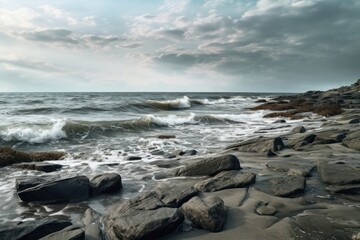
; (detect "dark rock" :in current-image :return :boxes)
[90,173,122,196]
[342,129,360,151]
[157,135,176,139]
[149,160,180,168]
[16,175,60,191]
[326,184,360,194]
[11,162,62,172]
[315,129,348,143]
[266,159,315,177]
[318,162,360,185]
[181,196,227,232]
[17,176,90,204]
[255,99,267,103]
[225,137,285,153]
[104,207,183,240]
[155,183,198,207]
[126,156,142,161]
[40,225,84,240]
[255,175,305,197]
[292,126,306,133]
[183,149,197,156]
[267,150,277,157]
[273,119,286,123]
[0,218,71,240]
[349,118,360,124]
[175,154,241,176]
[194,170,256,192]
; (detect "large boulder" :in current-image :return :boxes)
[342,129,360,151]
[90,173,122,196]
[0,218,71,240]
[181,196,227,232]
[104,207,183,240]
[225,137,285,153]
[175,154,241,176]
[255,175,306,197]
[16,175,60,191]
[11,162,62,172]
[318,162,360,185]
[17,176,90,204]
[40,225,84,240]
[155,183,198,207]
[194,170,256,192]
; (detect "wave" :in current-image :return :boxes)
[0,120,67,144]
[147,96,191,110]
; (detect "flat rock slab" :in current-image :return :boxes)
[0,218,71,240]
[255,175,305,197]
[90,173,122,196]
[318,162,360,185]
[104,207,183,240]
[11,162,62,172]
[326,184,360,194]
[225,137,285,153]
[175,154,241,176]
[182,196,227,232]
[40,225,84,240]
[342,129,360,151]
[194,170,256,192]
[266,159,315,177]
[17,176,90,204]
[155,183,198,207]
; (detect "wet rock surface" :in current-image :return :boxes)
[11,162,63,172]
[90,173,122,196]
[255,175,306,197]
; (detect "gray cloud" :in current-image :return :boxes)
[0,57,63,72]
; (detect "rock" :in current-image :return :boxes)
[104,207,183,240]
[181,196,227,232]
[175,154,241,176]
[292,126,306,133]
[266,159,315,177]
[11,162,62,172]
[80,208,99,226]
[349,119,360,124]
[318,162,360,185]
[315,129,348,144]
[84,223,101,240]
[256,205,277,215]
[342,129,360,151]
[149,160,180,168]
[17,176,90,204]
[273,119,286,123]
[126,156,142,161]
[155,183,198,207]
[267,150,277,157]
[90,173,122,196]
[16,175,60,191]
[157,134,176,139]
[255,175,305,197]
[326,184,360,194]
[194,170,256,192]
[183,149,198,156]
[40,225,84,240]
[0,218,71,240]
[225,137,285,153]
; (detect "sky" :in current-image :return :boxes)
[0,0,359,92]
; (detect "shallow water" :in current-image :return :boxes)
[1,92,324,223]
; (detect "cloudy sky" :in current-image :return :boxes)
[0,0,359,92]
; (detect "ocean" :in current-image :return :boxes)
[0,92,307,222]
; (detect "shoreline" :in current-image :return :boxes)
[1,80,359,239]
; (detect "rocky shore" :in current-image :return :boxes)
[1,80,360,240]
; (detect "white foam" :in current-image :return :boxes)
[1,120,67,143]
[209,111,265,123]
[144,113,197,126]
[149,96,191,109]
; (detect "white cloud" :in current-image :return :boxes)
[0,7,39,30]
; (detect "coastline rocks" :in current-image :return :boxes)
[90,173,122,196]
[255,175,306,197]
[175,154,241,176]
[0,218,72,240]
[194,170,256,192]
[256,203,277,216]
[155,183,198,208]
[16,175,60,191]
[126,156,142,161]
[17,176,90,204]
[292,126,306,133]
[342,129,360,151]
[11,162,62,172]
[266,159,315,177]
[181,196,227,232]
[104,207,184,240]
[40,225,84,240]
[225,137,285,153]
[318,162,360,185]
